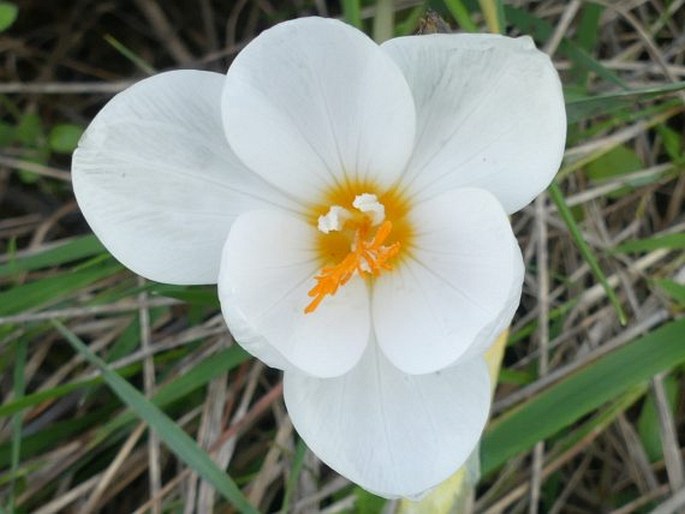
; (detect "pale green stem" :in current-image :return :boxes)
[373,0,394,43]
[478,0,502,34]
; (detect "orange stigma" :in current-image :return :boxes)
[305,184,412,314]
[305,220,400,314]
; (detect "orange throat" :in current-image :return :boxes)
[305,184,412,314]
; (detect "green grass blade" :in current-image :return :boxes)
[0,406,117,468]
[154,346,249,406]
[655,280,685,305]
[103,34,155,75]
[441,0,477,32]
[575,2,602,53]
[53,320,258,514]
[612,233,685,253]
[0,235,104,278]
[149,284,220,308]
[506,5,627,89]
[0,377,102,418]
[558,105,682,180]
[9,339,27,513]
[0,260,122,316]
[571,2,603,85]
[549,385,647,459]
[566,82,685,124]
[637,376,679,461]
[279,438,308,513]
[548,181,627,325]
[395,3,427,36]
[98,345,250,439]
[0,346,240,460]
[0,343,202,419]
[481,317,685,475]
[342,0,362,29]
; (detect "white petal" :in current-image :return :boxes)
[284,339,491,498]
[218,210,370,378]
[72,70,295,284]
[382,34,566,214]
[222,17,416,201]
[373,188,523,374]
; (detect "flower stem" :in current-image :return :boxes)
[373,0,394,43]
[478,0,505,34]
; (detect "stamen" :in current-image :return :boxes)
[305,220,400,314]
[317,205,351,234]
[352,193,385,226]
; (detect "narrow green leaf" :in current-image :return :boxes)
[0,235,105,278]
[0,343,222,420]
[549,181,627,325]
[498,368,535,386]
[559,104,682,180]
[0,259,122,316]
[279,438,308,513]
[568,99,681,147]
[149,284,219,308]
[106,314,151,364]
[0,377,101,418]
[341,0,362,29]
[103,34,155,75]
[654,280,685,305]
[0,407,114,468]
[98,345,250,438]
[613,234,685,254]
[508,302,576,346]
[571,3,603,85]
[481,317,685,475]
[10,339,27,511]
[395,4,427,36]
[575,3,602,52]
[442,0,476,32]
[637,375,679,461]
[548,386,646,459]
[53,320,257,513]
[566,82,685,124]
[506,6,627,89]
[151,346,250,410]
[657,124,684,162]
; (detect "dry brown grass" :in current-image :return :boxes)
[0,1,684,513]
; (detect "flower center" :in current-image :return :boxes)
[305,184,412,313]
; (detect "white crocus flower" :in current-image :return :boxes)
[72,17,565,498]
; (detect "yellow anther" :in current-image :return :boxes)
[305,220,400,314]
